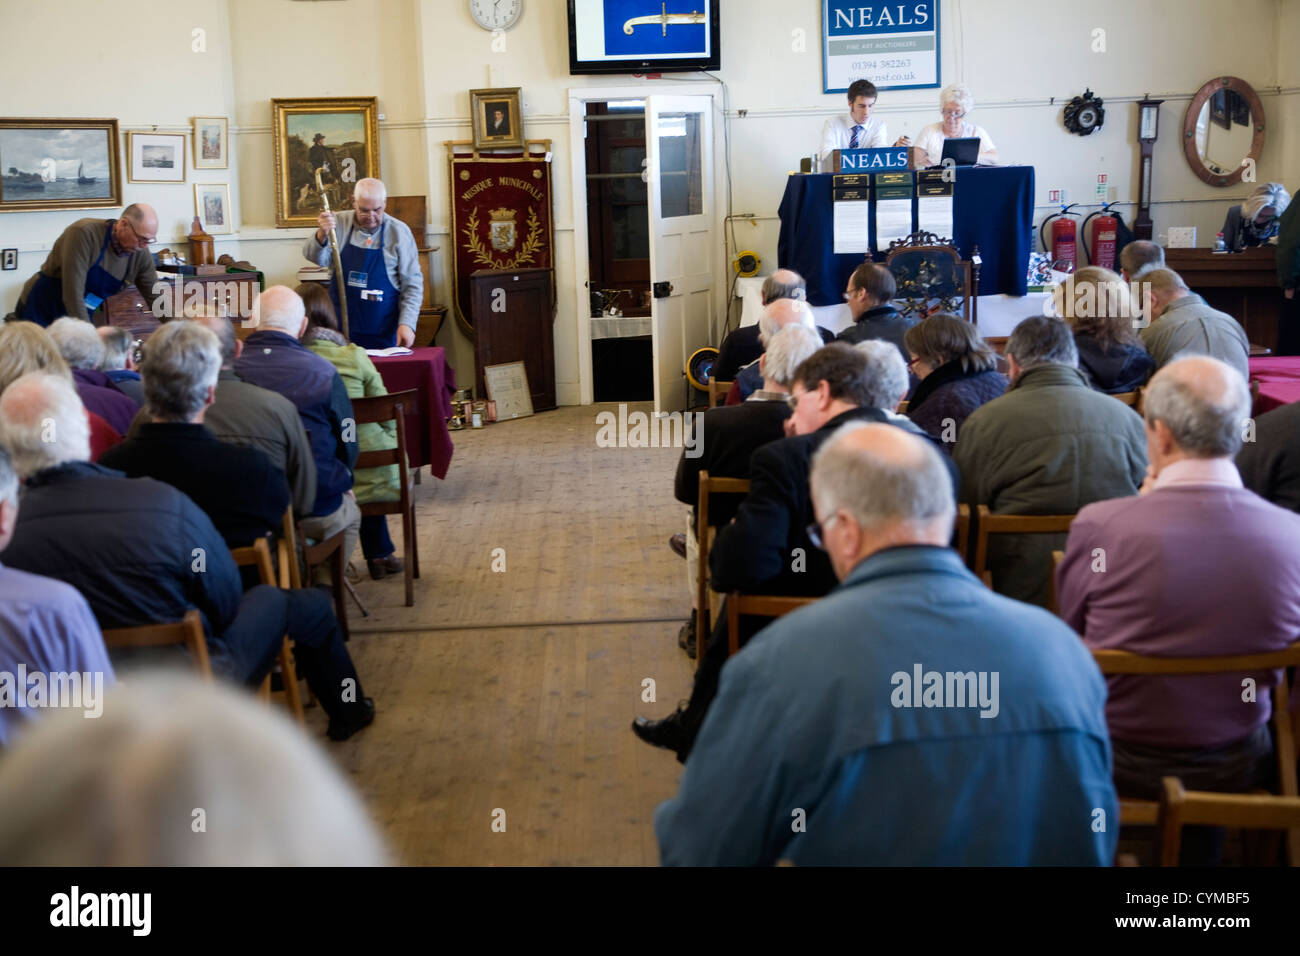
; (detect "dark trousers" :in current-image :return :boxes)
[1278,295,1300,357]
[360,514,394,559]
[675,600,767,763]
[219,585,366,723]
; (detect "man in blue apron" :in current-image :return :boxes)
[302,178,422,349]
[14,204,159,326]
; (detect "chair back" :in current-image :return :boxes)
[884,231,981,324]
[350,389,416,478]
[971,505,1076,588]
[101,609,211,677]
[230,536,276,587]
[709,378,734,408]
[725,594,819,656]
[955,503,971,564]
[1111,389,1142,408]
[1157,778,1300,867]
[696,472,751,663]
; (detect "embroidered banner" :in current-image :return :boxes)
[447,143,555,337]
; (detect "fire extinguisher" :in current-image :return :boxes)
[1081,203,1120,271]
[1040,203,1080,273]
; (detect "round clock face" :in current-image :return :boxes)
[470,0,523,30]
[1078,107,1098,129]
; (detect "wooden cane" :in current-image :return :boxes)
[314,166,350,340]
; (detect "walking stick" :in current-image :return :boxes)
[314,166,350,340]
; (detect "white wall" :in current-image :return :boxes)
[3,0,1297,404]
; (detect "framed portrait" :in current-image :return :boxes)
[193,116,228,169]
[272,96,379,228]
[0,117,121,212]
[194,182,231,235]
[127,131,185,183]
[470,88,523,150]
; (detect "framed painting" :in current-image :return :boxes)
[470,88,524,150]
[194,182,231,235]
[272,96,379,227]
[193,116,228,169]
[0,118,121,212]
[127,131,186,183]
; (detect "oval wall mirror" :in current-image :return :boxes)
[1183,76,1265,187]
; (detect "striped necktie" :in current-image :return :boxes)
[849,124,862,148]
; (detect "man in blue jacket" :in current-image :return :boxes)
[235,286,360,571]
[655,422,1117,865]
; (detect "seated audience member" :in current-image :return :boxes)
[235,287,359,567]
[1235,400,1300,512]
[634,341,957,761]
[1222,182,1290,253]
[1055,266,1154,394]
[1139,268,1249,379]
[189,313,317,520]
[96,326,144,405]
[0,322,120,459]
[912,83,998,168]
[672,324,823,657]
[837,262,913,362]
[99,321,289,550]
[953,316,1146,607]
[902,313,1007,449]
[47,316,139,434]
[0,372,375,741]
[297,283,403,580]
[0,444,113,749]
[0,673,388,864]
[1119,239,1165,283]
[1058,357,1300,807]
[713,269,821,382]
[729,298,828,404]
[656,423,1117,866]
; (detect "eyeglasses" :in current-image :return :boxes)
[843,288,860,301]
[784,390,809,411]
[941,109,965,119]
[806,512,842,551]
[123,218,155,245]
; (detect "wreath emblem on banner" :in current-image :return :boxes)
[464,207,543,269]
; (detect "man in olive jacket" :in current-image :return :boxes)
[953,316,1147,607]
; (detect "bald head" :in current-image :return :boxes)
[0,373,91,478]
[758,296,814,346]
[760,269,807,305]
[253,286,307,337]
[194,314,239,366]
[353,178,386,202]
[810,421,955,578]
[1144,355,1250,460]
[122,203,158,234]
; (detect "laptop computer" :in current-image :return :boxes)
[939,137,981,167]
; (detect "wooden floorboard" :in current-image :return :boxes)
[309,403,696,865]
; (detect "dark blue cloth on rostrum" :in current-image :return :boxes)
[777,166,1035,307]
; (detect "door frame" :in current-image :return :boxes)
[567,82,726,406]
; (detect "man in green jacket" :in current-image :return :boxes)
[953,316,1147,607]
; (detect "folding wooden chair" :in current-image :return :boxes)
[955,503,971,565]
[1111,388,1142,410]
[725,594,819,656]
[708,378,734,408]
[283,507,358,642]
[1050,549,1065,618]
[1156,777,1300,867]
[1092,640,1300,863]
[229,537,304,724]
[350,389,421,607]
[972,505,1076,591]
[101,609,212,677]
[696,471,750,669]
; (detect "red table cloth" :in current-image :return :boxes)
[371,347,456,479]
[1249,356,1300,415]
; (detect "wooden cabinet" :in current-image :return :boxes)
[1162,247,1283,352]
[470,267,555,411]
[101,271,263,340]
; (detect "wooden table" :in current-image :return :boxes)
[1163,247,1283,353]
[370,347,457,480]
[1248,356,1300,415]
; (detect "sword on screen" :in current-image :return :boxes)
[623,2,706,36]
[314,166,350,340]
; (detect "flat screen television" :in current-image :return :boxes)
[568,0,721,75]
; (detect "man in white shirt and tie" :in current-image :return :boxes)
[820,79,910,163]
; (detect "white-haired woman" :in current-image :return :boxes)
[1222,182,1291,252]
[911,83,998,168]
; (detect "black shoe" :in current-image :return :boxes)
[677,614,697,659]
[367,555,404,580]
[632,707,688,752]
[669,533,687,559]
[327,697,375,742]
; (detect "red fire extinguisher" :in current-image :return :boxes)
[1040,203,1080,273]
[1082,203,1120,271]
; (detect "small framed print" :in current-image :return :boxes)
[127,131,185,183]
[193,116,228,169]
[194,182,231,235]
[470,87,523,150]
[483,361,534,421]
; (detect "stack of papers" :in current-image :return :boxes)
[365,346,413,357]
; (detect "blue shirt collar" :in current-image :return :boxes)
[840,544,972,590]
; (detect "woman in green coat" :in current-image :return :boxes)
[297,283,403,580]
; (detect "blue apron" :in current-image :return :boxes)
[20,221,126,326]
[329,219,401,349]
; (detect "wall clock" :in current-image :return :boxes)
[469,0,523,31]
[1064,89,1105,136]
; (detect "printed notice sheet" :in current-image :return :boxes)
[833,201,870,255]
[875,199,914,251]
[917,195,954,239]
